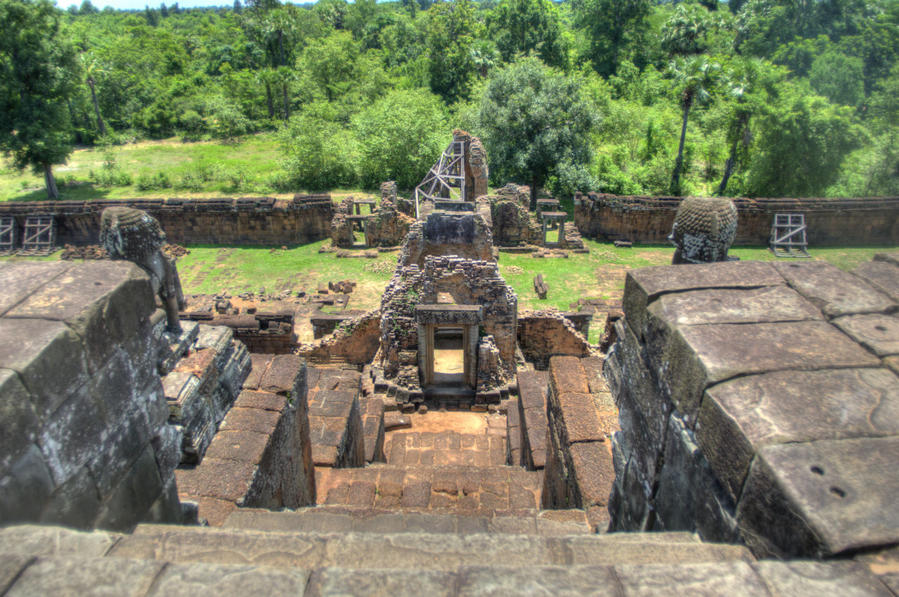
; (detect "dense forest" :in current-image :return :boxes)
[1,0,897,199]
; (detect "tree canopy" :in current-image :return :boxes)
[0,0,78,198]
[1,0,896,200]
[475,57,597,209]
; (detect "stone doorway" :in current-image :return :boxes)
[433,326,465,384]
[415,304,482,389]
[346,215,372,248]
[541,212,567,248]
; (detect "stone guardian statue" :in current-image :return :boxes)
[668,197,738,264]
[100,206,185,333]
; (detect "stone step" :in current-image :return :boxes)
[102,524,751,571]
[315,464,544,514]
[3,548,890,597]
[223,506,593,536]
[384,427,507,467]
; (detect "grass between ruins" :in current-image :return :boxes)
[1,240,890,344]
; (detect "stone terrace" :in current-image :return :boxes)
[606,254,899,558]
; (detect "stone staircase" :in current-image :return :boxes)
[0,523,781,596]
[314,463,544,514]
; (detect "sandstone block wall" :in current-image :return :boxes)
[0,261,181,530]
[517,311,592,369]
[605,256,899,558]
[0,195,333,247]
[574,193,899,246]
[177,353,314,526]
[162,324,251,464]
[542,356,618,529]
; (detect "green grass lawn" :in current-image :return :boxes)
[175,241,399,309]
[3,240,892,336]
[0,134,285,201]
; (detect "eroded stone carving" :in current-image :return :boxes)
[668,197,738,264]
[100,206,185,332]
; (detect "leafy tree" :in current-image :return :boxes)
[745,84,861,196]
[487,0,567,68]
[280,102,358,190]
[572,0,651,77]
[715,58,778,195]
[352,88,449,189]
[300,31,359,102]
[668,56,720,194]
[79,51,106,135]
[809,49,864,107]
[425,0,479,103]
[476,57,598,209]
[661,3,714,57]
[0,0,78,199]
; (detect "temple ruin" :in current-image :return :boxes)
[0,133,898,594]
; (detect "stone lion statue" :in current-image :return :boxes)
[668,197,738,264]
[100,206,185,333]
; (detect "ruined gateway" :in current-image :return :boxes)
[0,134,898,594]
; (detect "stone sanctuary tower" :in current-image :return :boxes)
[0,133,897,593]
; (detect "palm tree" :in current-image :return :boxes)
[717,59,770,195]
[669,56,719,195]
[79,52,106,135]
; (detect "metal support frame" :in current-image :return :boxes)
[21,215,56,253]
[770,213,810,258]
[0,217,15,252]
[414,139,467,220]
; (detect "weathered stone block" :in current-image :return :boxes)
[4,261,154,373]
[0,318,87,418]
[175,459,257,503]
[649,285,822,327]
[234,390,287,412]
[737,436,899,557]
[697,368,899,502]
[663,321,880,424]
[0,445,55,523]
[94,445,165,531]
[831,314,899,357]
[569,442,614,508]
[623,261,783,338]
[774,261,895,318]
[653,415,739,543]
[555,392,604,444]
[38,465,102,529]
[614,562,771,596]
[0,369,40,475]
[5,556,163,597]
[152,562,310,596]
[0,262,71,316]
[38,386,108,485]
[549,355,589,396]
[753,560,893,597]
[259,354,304,396]
[853,260,899,302]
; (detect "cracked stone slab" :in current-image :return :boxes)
[649,286,823,327]
[853,260,899,302]
[4,555,162,597]
[0,262,71,316]
[663,321,880,423]
[874,252,899,267]
[773,261,895,318]
[624,261,784,335]
[832,314,899,357]
[0,524,120,558]
[696,368,899,502]
[307,568,456,597]
[149,561,310,597]
[614,561,769,596]
[753,560,892,597]
[737,436,899,557]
